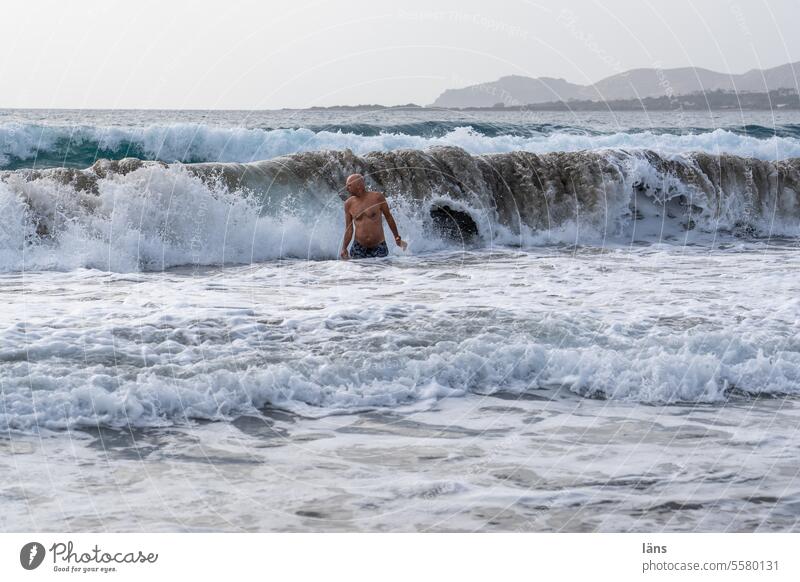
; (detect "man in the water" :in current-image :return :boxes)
[340,173,406,259]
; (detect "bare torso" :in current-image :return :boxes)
[346,191,386,247]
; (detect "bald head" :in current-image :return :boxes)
[345,173,366,196]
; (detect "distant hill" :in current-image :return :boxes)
[457,89,800,112]
[431,62,800,108]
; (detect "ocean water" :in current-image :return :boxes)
[1,109,799,532]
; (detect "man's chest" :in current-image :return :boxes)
[351,200,381,219]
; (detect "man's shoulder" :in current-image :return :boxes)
[368,191,386,201]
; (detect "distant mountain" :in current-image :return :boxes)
[431,62,800,108]
[469,89,800,112]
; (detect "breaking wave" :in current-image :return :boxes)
[3,122,800,170]
[1,146,799,272]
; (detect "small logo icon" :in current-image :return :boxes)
[20,542,46,570]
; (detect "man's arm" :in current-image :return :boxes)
[379,194,405,248]
[340,202,353,260]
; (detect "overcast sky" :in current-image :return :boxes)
[1,0,797,109]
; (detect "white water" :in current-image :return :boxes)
[3,122,800,167]
[2,245,799,433]
[3,244,800,532]
[2,152,800,273]
[3,109,800,533]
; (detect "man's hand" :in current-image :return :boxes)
[380,197,406,251]
[340,248,350,260]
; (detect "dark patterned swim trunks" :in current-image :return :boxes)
[349,240,389,259]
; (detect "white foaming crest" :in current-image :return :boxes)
[0,165,487,272]
[2,152,800,273]
[2,247,799,432]
[2,122,800,167]
[0,167,341,271]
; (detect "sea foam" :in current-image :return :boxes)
[3,122,800,169]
